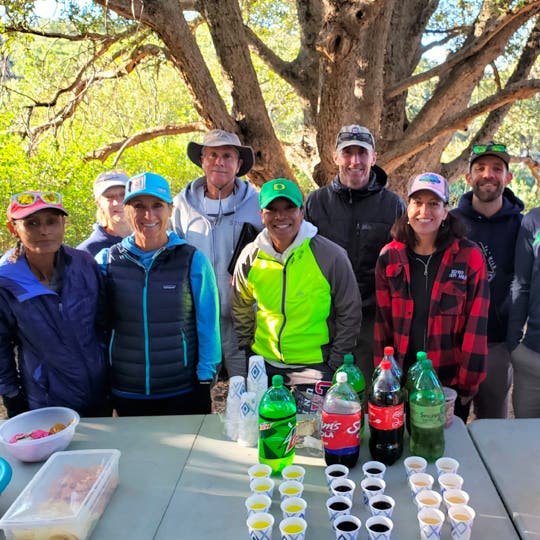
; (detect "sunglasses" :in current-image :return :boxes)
[11,191,63,206]
[472,143,507,155]
[337,131,374,147]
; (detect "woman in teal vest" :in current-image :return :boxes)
[231,178,362,394]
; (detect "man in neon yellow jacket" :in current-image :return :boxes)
[231,179,362,390]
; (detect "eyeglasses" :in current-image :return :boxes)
[336,131,374,147]
[472,143,507,155]
[11,191,62,206]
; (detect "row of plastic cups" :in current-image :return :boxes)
[246,513,308,540]
[409,471,464,496]
[331,514,394,540]
[404,455,460,477]
[417,504,476,540]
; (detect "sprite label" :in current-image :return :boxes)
[410,402,445,429]
[259,413,296,460]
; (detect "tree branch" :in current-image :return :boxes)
[84,121,206,163]
[381,79,540,173]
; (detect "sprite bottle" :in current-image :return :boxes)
[405,351,427,434]
[409,358,445,462]
[258,375,297,475]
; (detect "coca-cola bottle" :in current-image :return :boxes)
[321,372,362,468]
[368,359,404,465]
[372,346,402,384]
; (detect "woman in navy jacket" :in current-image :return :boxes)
[0,191,110,417]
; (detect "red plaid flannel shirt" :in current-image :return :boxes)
[374,238,489,398]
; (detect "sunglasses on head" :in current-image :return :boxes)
[472,143,507,155]
[11,191,63,206]
[337,131,374,147]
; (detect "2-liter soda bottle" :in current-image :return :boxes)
[258,375,297,475]
[321,372,362,468]
[368,359,404,465]
[405,351,427,434]
[333,354,365,437]
[409,358,445,461]
[372,346,402,384]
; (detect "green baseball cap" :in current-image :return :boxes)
[259,178,303,209]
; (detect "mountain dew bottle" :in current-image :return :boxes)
[258,375,297,474]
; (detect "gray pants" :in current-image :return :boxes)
[473,342,513,419]
[512,343,540,418]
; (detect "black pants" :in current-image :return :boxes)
[113,389,211,417]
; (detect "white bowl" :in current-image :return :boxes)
[0,407,79,462]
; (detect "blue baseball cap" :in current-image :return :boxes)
[123,172,173,204]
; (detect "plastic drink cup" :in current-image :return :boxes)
[281,496,307,519]
[438,472,464,493]
[448,504,476,540]
[408,472,434,496]
[366,515,393,540]
[330,477,356,501]
[444,489,470,514]
[279,480,304,501]
[435,457,460,476]
[368,494,395,518]
[362,460,386,479]
[360,477,386,505]
[282,465,306,483]
[417,507,445,540]
[250,477,275,498]
[414,489,442,511]
[404,456,427,477]
[248,464,273,480]
[247,512,274,540]
[333,514,362,540]
[325,463,349,486]
[245,494,272,517]
[443,387,457,428]
[279,516,307,540]
[326,495,352,522]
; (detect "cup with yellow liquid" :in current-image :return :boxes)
[246,511,274,540]
[250,477,275,498]
[448,504,475,540]
[417,507,445,540]
[245,494,272,517]
[404,456,428,477]
[408,472,434,496]
[414,489,442,511]
[280,496,307,519]
[279,480,304,501]
[248,463,273,481]
[282,465,306,483]
[438,472,464,494]
[443,489,470,519]
[279,516,307,540]
[435,457,460,477]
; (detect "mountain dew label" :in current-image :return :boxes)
[259,413,297,460]
[410,402,445,429]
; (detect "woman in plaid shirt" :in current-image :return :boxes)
[374,173,489,422]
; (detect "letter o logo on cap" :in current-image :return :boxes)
[274,183,286,191]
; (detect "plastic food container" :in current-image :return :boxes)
[0,449,120,540]
[0,407,80,462]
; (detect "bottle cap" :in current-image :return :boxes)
[272,374,284,387]
[416,351,427,361]
[336,372,348,383]
[380,360,391,370]
[343,354,354,365]
[383,346,394,356]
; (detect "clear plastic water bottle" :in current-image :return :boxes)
[409,358,445,461]
[258,375,297,475]
[321,372,362,468]
[333,354,366,437]
[368,359,404,465]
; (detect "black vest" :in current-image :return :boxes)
[106,243,198,396]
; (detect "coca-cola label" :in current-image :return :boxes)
[368,403,404,430]
[320,411,361,450]
[410,402,445,429]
